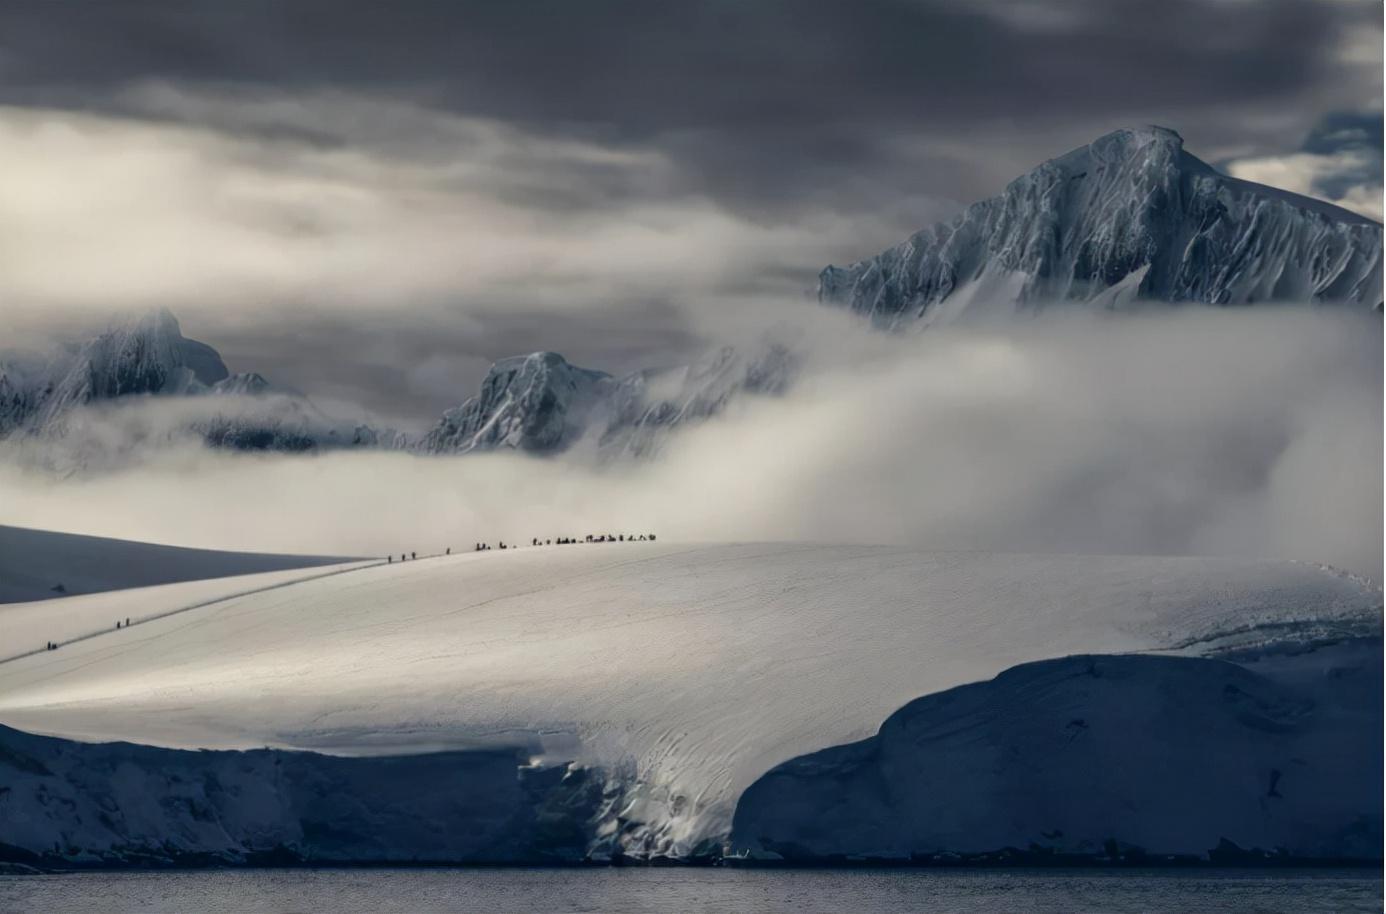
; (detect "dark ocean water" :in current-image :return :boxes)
[0,868,1380,914]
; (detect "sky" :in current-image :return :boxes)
[0,0,1381,420]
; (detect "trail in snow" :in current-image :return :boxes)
[0,557,389,665]
[0,523,356,604]
[0,543,1378,856]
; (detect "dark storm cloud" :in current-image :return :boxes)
[1220,107,1384,221]
[0,0,1375,209]
[0,0,1378,412]
[1301,110,1383,199]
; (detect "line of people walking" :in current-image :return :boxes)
[386,534,656,561]
[45,615,132,652]
[44,535,665,657]
[474,533,656,551]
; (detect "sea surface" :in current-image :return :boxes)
[0,868,1380,914]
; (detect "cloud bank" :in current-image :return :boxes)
[1,0,1376,213]
[0,96,936,420]
[0,0,1378,413]
[1,307,1378,581]
[1227,111,1385,221]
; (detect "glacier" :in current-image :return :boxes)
[819,126,1383,327]
[0,542,1378,863]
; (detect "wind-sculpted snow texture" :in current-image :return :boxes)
[731,646,1382,861]
[0,524,358,604]
[0,544,1377,860]
[819,127,1384,327]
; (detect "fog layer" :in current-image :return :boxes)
[0,308,1378,581]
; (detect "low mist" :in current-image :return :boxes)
[1,307,1379,581]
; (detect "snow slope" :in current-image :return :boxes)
[0,559,379,662]
[819,126,1383,326]
[731,645,1382,860]
[0,543,1376,858]
[0,524,360,604]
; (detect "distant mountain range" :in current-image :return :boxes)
[1,126,1378,462]
[0,308,792,462]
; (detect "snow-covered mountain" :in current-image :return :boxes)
[6,126,1381,462]
[1,309,235,438]
[30,308,230,431]
[3,311,787,463]
[0,310,406,460]
[0,309,225,437]
[419,352,612,455]
[209,371,272,397]
[819,126,1384,327]
[418,343,795,458]
[0,366,41,438]
[598,343,795,459]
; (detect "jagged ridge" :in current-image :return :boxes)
[2,313,789,463]
[0,311,408,459]
[418,344,795,458]
[819,126,1384,327]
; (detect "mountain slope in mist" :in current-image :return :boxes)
[7,128,1380,465]
[419,351,612,454]
[1,308,241,436]
[2,309,1377,580]
[819,126,1384,326]
[417,344,795,458]
[0,542,1377,859]
[0,309,408,459]
[0,311,788,462]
